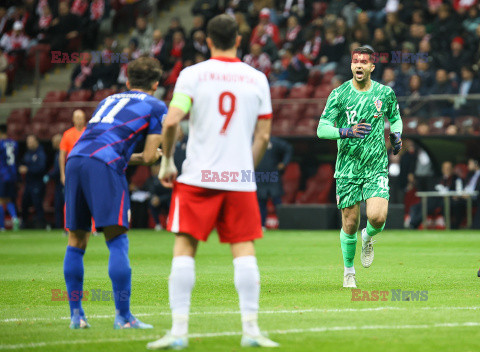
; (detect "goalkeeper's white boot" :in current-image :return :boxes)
[241,333,279,348]
[146,331,188,350]
[361,228,375,268]
[343,273,357,288]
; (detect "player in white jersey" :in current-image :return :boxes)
[147,15,279,350]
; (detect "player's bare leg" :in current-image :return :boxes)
[103,225,153,329]
[231,241,279,347]
[341,203,360,288]
[361,197,388,268]
[64,230,91,328]
[147,233,197,350]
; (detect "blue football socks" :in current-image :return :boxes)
[63,246,86,317]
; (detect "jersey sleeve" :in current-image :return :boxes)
[386,88,401,124]
[258,74,272,119]
[320,89,340,126]
[148,101,167,135]
[173,67,195,99]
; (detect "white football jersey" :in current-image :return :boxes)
[174,57,272,191]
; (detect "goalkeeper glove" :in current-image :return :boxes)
[339,119,372,139]
[389,132,402,155]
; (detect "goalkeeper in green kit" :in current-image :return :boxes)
[317,46,403,288]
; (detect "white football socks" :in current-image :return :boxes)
[169,256,195,336]
[233,255,261,337]
[344,266,355,275]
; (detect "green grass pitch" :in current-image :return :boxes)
[1,229,479,352]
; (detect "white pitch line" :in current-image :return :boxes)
[0,321,479,350]
[2,306,480,323]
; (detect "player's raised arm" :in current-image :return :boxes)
[317,89,372,140]
[386,88,403,155]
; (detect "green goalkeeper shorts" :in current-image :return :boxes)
[335,173,390,209]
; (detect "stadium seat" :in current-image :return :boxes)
[43,91,68,103]
[307,70,322,87]
[7,108,31,124]
[93,88,116,102]
[429,117,451,135]
[270,86,289,99]
[271,118,294,136]
[296,164,334,204]
[282,162,301,204]
[321,71,335,84]
[69,89,92,102]
[130,165,151,189]
[313,85,332,98]
[53,122,73,136]
[277,103,306,122]
[455,116,480,134]
[288,85,314,99]
[56,108,75,123]
[30,122,50,140]
[33,107,58,123]
[403,117,421,134]
[25,44,53,74]
[294,118,317,136]
[7,122,26,140]
[304,102,325,120]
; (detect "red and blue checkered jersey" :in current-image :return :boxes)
[68,91,166,174]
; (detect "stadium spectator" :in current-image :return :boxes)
[409,161,461,229]
[234,12,251,56]
[144,163,171,231]
[164,17,186,44]
[128,38,142,60]
[243,43,271,77]
[326,0,349,17]
[301,25,322,67]
[0,21,30,54]
[383,12,407,48]
[284,15,303,50]
[250,8,281,48]
[415,59,435,90]
[189,14,206,39]
[46,133,64,229]
[445,124,459,135]
[372,28,391,54]
[116,47,132,88]
[131,16,153,54]
[33,3,53,42]
[256,136,292,228]
[19,134,46,229]
[430,4,460,53]
[436,36,471,77]
[0,7,8,36]
[150,29,165,58]
[429,69,457,117]
[455,66,480,116]
[191,0,220,22]
[70,52,96,92]
[317,28,345,72]
[92,50,120,91]
[83,0,106,49]
[0,48,8,97]
[463,6,480,34]
[402,74,427,117]
[184,30,209,62]
[272,46,309,87]
[463,158,480,229]
[224,0,250,15]
[382,67,406,97]
[48,1,81,52]
[159,30,186,72]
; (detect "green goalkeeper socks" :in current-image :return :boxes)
[362,220,385,242]
[340,229,357,268]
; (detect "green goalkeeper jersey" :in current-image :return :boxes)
[320,79,402,179]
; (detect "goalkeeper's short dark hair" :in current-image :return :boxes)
[351,46,375,60]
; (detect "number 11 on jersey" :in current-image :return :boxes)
[218,91,236,135]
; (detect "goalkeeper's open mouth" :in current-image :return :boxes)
[355,70,365,80]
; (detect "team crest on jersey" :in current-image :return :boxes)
[373,99,383,118]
